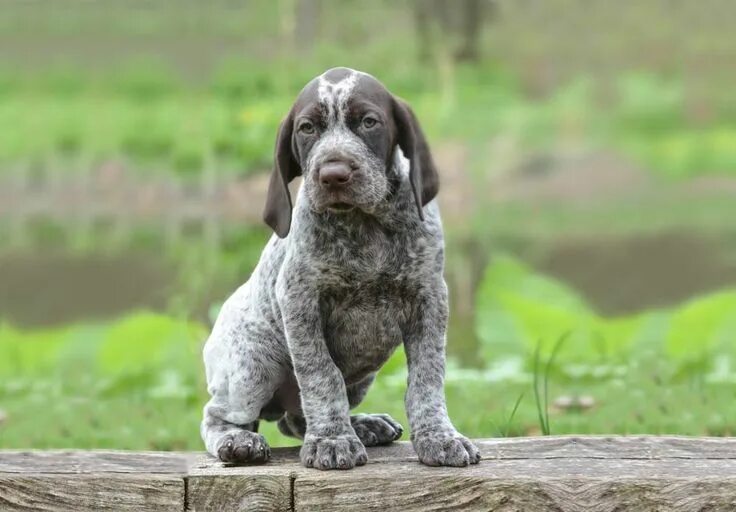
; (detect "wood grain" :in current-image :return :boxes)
[0,451,188,512]
[2,437,736,511]
[0,474,184,512]
[0,450,189,474]
[187,457,293,512]
[293,458,736,512]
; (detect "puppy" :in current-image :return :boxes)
[201,67,480,470]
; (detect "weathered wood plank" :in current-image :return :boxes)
[0,474,184,512]
[0,450,189,474]
[187,457,293,512]
[3,437,736,511]
[192,438,736,512]
[186,472,292,512]
[479,435,736,460]
[0,451,188,512]
[293,458,736,512]
[188,436,736,469]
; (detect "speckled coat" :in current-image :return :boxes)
[201,67,481,470]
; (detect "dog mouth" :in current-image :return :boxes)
[326,202,355,213]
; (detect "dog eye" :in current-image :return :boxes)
[362,116,378,129]
[298,121,315,135]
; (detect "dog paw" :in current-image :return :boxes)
[413,430,481,467]
[351,413,403,446]
[216,430,271,464]
[300,432,368,470]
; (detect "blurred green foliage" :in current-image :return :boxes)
[2,0,736,449]
[476,256,644,362]
[476,256,736,368]
[2,61,735,179]
[2,255,735,449]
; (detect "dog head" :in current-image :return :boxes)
[263,67,439,238]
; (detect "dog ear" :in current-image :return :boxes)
[263,109,300,237]
[392,97,439,220]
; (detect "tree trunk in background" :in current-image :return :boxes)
[413,0,433,63]
[295,0,321,54]
[455,0,485,63]
[446,236,489,367]
[413,0,490,64]
[433,0,454,33]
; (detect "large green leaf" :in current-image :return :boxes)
[0,313,207,380]
[478,256,590,312]
[476,256,645,363]
[98,312,206,374]
[0,323,67,376]
[666,291,736,362]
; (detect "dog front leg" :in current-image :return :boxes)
[279,281,367,470]
[404,279,481,466]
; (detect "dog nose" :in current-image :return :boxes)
[319,161,353,188]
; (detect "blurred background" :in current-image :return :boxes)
[1,0,735,450]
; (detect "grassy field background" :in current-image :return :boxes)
[1,0,736,449]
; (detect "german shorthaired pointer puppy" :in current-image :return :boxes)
[201,67,481,470]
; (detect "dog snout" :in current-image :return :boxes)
[319,160,356,188]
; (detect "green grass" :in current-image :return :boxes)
[2,252,736,450]
[2,1,735,183]
[2,1,736,450]
[2,61,735,181]
[2,334,734,450]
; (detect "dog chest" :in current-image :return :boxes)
[320,284,408,382]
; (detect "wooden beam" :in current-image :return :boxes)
[2,437,736,511]
[0,450,187,512]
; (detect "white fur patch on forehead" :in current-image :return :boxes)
[317,70,361,126]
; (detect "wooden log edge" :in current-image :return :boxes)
[2,436,736,511]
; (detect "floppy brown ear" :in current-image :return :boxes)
[263,110,300,237]
[392,97,439,220]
